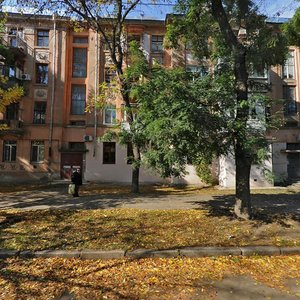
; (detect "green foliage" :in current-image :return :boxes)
[136,67,234,178]
[282,7,300,46]
[165,1,288,179]
[124,41,148,82]
[0,12,24,115]
[194,158,216,185]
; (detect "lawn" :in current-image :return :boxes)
[0,208,299,251]
[0,256,299,299]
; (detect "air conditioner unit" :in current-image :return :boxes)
[83,135,93,142]
[21,73,31,80]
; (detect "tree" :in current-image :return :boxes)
[136,67,232,180]
[282,7,300,46]
[17,0,143,192]
[0,7,24,128]
[163,0,288,219]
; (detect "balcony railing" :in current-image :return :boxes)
[0,119,24,135]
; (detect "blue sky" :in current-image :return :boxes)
[133,0,300,20]
[3,0,300,20]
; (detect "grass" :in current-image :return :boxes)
[0,208,299,251]
[0,183,299,251]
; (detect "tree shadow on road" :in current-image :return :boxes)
[192,193,300,224]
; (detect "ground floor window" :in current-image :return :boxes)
[3,140,17,162]
[103,142,116,164]
[31,141,45,163]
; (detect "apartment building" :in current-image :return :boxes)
[0,13,299,186]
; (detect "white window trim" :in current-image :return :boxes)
[103,105,117,125]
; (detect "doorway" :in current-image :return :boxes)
[60,153,83,179]
[287,153,300,179]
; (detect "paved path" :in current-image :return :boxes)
[1,184,300,216]
[0,185,211,210]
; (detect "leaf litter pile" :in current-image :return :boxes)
[0,256,299,299]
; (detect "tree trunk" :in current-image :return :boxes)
[211,0,253,218]
[131,164,140,193]
[234,48,252,219]
[119,78,141,194]
[235,144,252,219]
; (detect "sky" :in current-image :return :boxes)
[3,0,300,20]
[135,0,300,20]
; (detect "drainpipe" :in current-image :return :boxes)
[93,30,99,157]
[48,14,57,177]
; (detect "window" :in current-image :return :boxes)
[283,86,297,116]
[283,51,295,79]
[72,48,87,78]
[151,35,164,52]
[37,30,49,47]
[36,63,48,84]
[9,28,23,47]
[249,67,268,79]
[249,98,265,119]
[31,141,45,162]
[33,102,46,124]
[127,143,133,164]
[6,103,19,120]
[73,36,88,44]
[70,120,86,126]
[71,85,86,115]
[186,65,208,79]
[103,142,116,164]
[128,35,141,46]
[104,68,116,85]
[104,105,116,124]
[3,140,16,162]
[69,142,85,151]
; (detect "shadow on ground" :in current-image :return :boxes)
[193,193,300,223]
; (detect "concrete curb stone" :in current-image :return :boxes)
[33,250,81,258]
[180,247,242,257]
[80,250,125,260]
[240,246,281,256]
[280,246,300,255]
[1,247,300,260]
[151,249,180,258]
[126,249,156,259]
[0,250,19,258]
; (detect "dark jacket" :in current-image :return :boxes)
[71,171,82,185]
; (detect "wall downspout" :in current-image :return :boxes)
[93,31,99,157]
[48,14,57,178]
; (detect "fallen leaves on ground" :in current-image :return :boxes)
[0,208,299,251]
[0,255,299,299]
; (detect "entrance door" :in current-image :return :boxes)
[61,153,83,179]
[287,153,300,178]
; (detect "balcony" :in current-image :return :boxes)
[0,119,25,136]
[0,34,28,63]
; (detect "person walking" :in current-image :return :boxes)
[71,168,82,197]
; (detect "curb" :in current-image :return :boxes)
[1,246,300,260]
